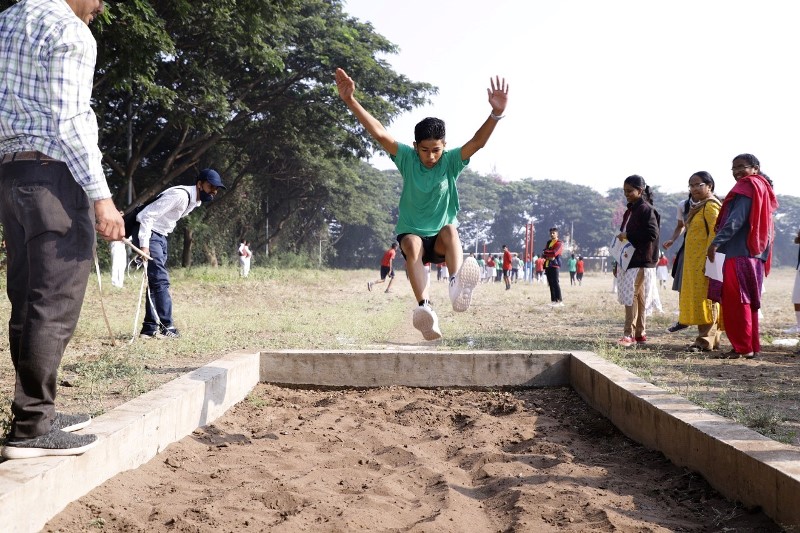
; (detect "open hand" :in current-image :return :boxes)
[335,68,355,102]
[487,76,508,114]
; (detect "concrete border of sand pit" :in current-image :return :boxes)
[1,349,798,532]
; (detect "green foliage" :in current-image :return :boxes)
[0,395,10,444]
[73,353,148,399]
[6,0,799,269]
[466,178,616,255]
[331,166,401,268]
[86,0,435,267]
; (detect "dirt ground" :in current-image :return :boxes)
[45,384,782,532]
[1,267,797,532]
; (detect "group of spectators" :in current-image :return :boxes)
[614,156,781,359]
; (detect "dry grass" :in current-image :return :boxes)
[1,264,798,445]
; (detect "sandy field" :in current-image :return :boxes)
[0,267,795,532]
[45,383,781,532]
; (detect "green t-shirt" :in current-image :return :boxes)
[390,143,469,236]
[568,258,577,272]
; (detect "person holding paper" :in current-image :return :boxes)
[677,172,722,353]
[707,154,778,359]
[616,175,661,347]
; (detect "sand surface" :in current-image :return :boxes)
[45,383,779,532]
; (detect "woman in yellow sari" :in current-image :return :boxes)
[679,171,723,352]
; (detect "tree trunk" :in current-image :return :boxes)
[204,243,218,267]
[182,227,193,267]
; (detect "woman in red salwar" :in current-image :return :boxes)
[707,154,778,359]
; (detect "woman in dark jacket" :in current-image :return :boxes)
[616,175,660,347]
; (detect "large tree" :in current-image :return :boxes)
[84,0,435,264]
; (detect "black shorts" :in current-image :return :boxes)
[396,233,445,265]
[380,266,394,280]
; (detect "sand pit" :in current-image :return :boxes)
[45,383,779,532]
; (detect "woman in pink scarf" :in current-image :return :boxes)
[706,154,778,359]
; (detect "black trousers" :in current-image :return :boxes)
[545,266,562,302]
[0,160,94,439]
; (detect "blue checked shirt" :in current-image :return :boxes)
[0,0,111,200]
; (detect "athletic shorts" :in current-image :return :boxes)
[396,233,445,265]
[380,265,394,280]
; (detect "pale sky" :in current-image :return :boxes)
[343,0,800,199]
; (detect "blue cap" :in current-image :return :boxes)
[198,168,226,189]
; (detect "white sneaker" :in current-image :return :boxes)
[449,257,481,312]
[412,304,442,341]
[783,325,800,334]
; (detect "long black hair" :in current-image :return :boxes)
[624,174,654,205]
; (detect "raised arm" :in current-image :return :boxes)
[335,68,398,156]
[461,76,509,161]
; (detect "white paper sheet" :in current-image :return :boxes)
[704,252,725,281]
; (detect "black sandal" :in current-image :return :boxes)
[686,345,709,353]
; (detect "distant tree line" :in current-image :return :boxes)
[335,169,800,269]
[1,0,797,270]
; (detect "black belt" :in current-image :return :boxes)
[0,151,59,164]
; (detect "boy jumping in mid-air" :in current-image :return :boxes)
[335,68,508,340]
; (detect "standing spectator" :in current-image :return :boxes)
[655,252,669,289]
[707,154,778,359]
[784,229,800,338]
[136,169,226,339]
[484,254,495,283]
[511,253,521,282]
[368,242,398,293]
[535,255,545,283]
[576,256,585,286]
[543,227,563,306]
[335,68,502,340]
[502,244,512,290]
[616,175,660,347]
[476,255,486,283]
[0,0,125,459]
[675,172,722,353]
[238,240,252,278]
[524,254,532,282]
[495,253,503,282]
[110,240,127,288]
[567,253,577,286]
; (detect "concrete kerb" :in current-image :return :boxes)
[259,349,571,388]
[0,349,261,533]
[0,348,798,532]
[569,350,800,528]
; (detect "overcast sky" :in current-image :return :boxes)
[342,0,800,199]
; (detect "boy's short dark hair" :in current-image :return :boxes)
[414,117,445,142]
[549,227,558,232]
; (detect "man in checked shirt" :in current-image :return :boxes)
[0,0,124,459]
